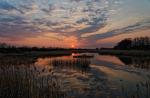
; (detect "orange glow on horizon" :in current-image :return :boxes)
[0,32,80,48]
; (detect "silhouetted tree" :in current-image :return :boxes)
[114,37,150,50]
[114,38,132,50]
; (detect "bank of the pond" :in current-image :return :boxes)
[0,49,150,57]
[99,50,150,56]
[0,51,72,57]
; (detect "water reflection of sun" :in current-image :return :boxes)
[72,53,75,56]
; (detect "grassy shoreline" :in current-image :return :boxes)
[0,49,150,57]
[0,51,72,57]
[99,50,150,56]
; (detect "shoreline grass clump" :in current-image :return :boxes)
[52,58,91,73]
[119,79,150,98]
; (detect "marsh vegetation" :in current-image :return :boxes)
[0,54,149,98]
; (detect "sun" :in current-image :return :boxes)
[71,44,75,48]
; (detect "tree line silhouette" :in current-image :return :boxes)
[0,43,67,53]
[0,43,95,53]
[114,37,150,50]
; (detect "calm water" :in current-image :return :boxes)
[0,53,150,98]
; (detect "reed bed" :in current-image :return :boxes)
[52,58,91,73]
[0,56,36,66]
[119,79,150,98]
[0,63,66,98]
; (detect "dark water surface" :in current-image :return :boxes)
[0,53,150,98]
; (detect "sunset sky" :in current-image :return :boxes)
[0,0,150,48]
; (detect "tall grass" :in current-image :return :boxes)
[52,58,91,73]
[119,79,150,98]
[0,61,66,98]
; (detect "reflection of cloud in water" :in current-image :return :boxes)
[92,65,144,82]
[35,58,52,66]
[96,55,125,66]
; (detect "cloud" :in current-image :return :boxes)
[81,20,150,41]
[0,0,116,39]
[0,1,17,11]
[0,1,23,14]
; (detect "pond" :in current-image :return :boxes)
[0,53,150,98]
